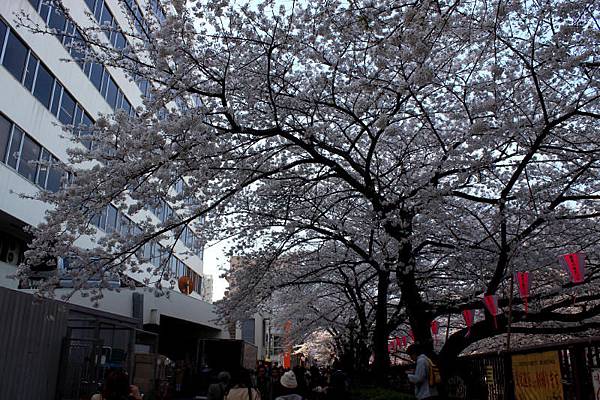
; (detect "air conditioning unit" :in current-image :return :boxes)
[5,238,21,265]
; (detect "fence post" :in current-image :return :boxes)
[572,345,589,400]
[503,352,515,400]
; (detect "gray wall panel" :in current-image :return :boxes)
[0,287,68,400]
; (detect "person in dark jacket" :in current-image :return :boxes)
[208,371,232,400]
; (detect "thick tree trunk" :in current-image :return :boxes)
[371,269,391,381]
[395,217,434,351]
[400,272,434,351]
[384,211,434,351]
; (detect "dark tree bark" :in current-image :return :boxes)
[372,269,391,380]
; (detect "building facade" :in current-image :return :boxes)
[0,1,221,398]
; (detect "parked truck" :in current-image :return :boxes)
[197,338,258,372]
[193,339,258,399]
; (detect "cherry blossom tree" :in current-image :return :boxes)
[21,0,600,376]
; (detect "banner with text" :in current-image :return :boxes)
[512,351,564,400]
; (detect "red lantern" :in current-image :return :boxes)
[484,294,499,329]
[395,337,402,348]
[462,309,474,337]
[402,336,407,348]
[559,252,585,284]
[409,330,415,343]
[431,320,439,335]
[431,320,439,347]
[516,271,530,314]
[178,276,193,294]
[388,340,395,353]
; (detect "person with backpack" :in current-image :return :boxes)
[208,371,232,400]
[406,344,440,400]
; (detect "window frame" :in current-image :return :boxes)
[17,134,42,182]
[2,29,29,83]
[6,125,23,169]
[31,59,55,108]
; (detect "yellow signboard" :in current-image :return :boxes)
[512,351,564,400]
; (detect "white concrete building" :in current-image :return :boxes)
[201,274,214,303]
[0,1,224,398]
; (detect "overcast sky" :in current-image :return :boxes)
[203,239,230,301]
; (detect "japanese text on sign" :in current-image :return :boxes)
[512,351,564,400]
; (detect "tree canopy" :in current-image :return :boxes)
[22,0,600,373]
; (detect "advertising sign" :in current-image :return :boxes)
[512,351,564,400]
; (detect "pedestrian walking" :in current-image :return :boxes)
[271,366,283,399]
[256,364,272,400]
[405,344,440,400]
[174,361,185,394]
[274,371,303,400]
[224,368,261,400]
[207,371,232,400]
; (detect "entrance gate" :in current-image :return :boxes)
[56,337,104,400]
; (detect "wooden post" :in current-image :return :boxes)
[506,272,515,352]
[504,271,515,400]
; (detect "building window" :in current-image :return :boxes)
[0,20,7,58]
[152,243,162,267]
[32,63,55,108]
[46,158,64,192]
[36,148,51,187]
[58,90,76,125]
[0,114,11,163]
[79,112,94,150]
[105,77,118,109]
[2,31,29,82]
[242,319,255,344]
[106,204,119,232]
[68,30,86,66]
[6,125,23,169]
[84,0,97,14]
[48,5,67,41]
[89,62,104,91]
[23,53,38,91]
[113,32,126,50]
[121,98,132,115]
[17,134,41,181]
[169,256,177,277]
[50,81,63,115]
[28,0,42,11]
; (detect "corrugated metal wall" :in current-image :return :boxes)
[0,287,68,400]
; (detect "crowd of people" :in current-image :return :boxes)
[90,346,441,400]
[206,362,349,400]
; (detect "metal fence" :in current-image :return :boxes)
[450,337,600,400]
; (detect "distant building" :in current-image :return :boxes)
[202,274,214,303]
[228,256,291,364]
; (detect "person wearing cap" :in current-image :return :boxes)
[406,344,439,400]
[274,371,303,400]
